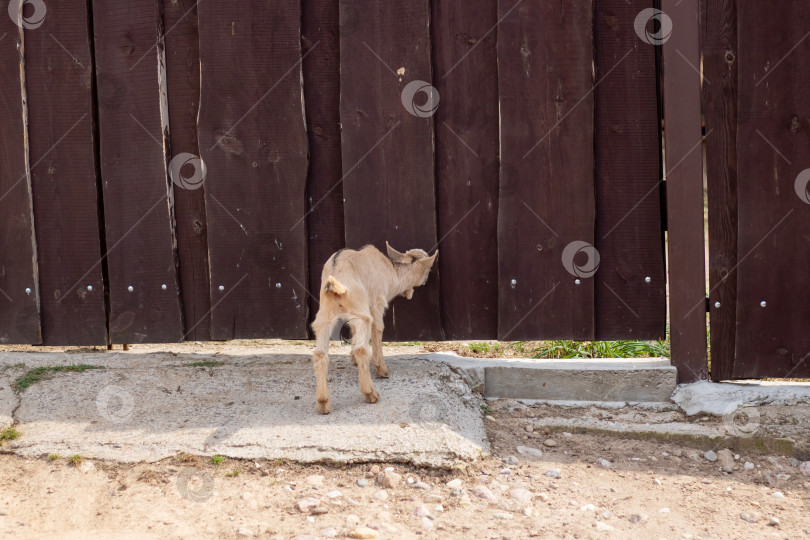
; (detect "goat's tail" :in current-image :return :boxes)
[323,275,347,296]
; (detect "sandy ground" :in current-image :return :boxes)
[2,398,809,539]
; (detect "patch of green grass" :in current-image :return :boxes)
[0,427,20,443]
[480,403,493,414]
[529,339,669,359]
[210,455,225,466]
[0,362,25,371]
[13,364,103,392]
[185,361,225,368]
[47,453,60,461]
[68,454,82,467]
[225,469,241,477]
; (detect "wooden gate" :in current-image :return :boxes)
[703,0,810,379]
[3,2,679,360]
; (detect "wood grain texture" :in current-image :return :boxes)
[733,0,810,378]
[661,0,708,382]
[702,0,738,380]
[25,0,107,345]
[338,0,443,340]
[432,0,500,340]
[593,0,666,340]
[163,0,210,340]
[302,0,344,332]
[197,1,309,339]
[0,14,41,344]
[497,0,595,340]
[91,0,183,343]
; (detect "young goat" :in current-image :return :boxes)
[310,242,438,414]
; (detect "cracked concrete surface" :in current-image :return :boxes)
[1,352,488,467]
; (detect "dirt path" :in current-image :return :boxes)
[2,398,808,540]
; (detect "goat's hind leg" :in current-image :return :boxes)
[350,318,379,403]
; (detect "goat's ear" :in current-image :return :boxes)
[424,250,438,265]
[386,241,409,263]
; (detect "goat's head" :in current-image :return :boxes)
[386,241,439,299]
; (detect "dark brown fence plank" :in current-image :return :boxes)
[661,0,708,382]
[163,0,210,341]
[25,0,106,345]
[0,16,40,344]
[702,0,738,380]
[302,0,344,331]
[338,0,443,340]
[497,0,595,340]
[92,0,183,343]
[197,1,309,339]
[432,0,499,340]
[733,0,810,378]
[593,0,666,340]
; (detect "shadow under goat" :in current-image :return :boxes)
[310,242,438,414]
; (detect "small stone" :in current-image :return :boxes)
[384,466,394,472]
[412,481,430,490]
[369,465,381,475]
[376,471,401,489]
[744,462,755,471]
[499,468,511,476]
[768,517,780,527]
[295,497,320,513]
[472,485,495,500]
[516,446,543,458]
[701,478,712,484]
[596,458,612,468]
[537,492,549,503]
[771,491,784,498]
[406,477,414,484]
[525,424,534,433]
[348,527,378,539]
[450,488,463,497]
[412,505,430,517]
[326,490,341,499]
[446,479,463,489]
[434,504,444,513]
[653,478,662,485]
[740,512,758,523]
[421,517,433,529]
[493,512,513,520]
[310,507,328,515]
[717,449,735,472]
[595,522,614,532]
[506,456,519,465]
[704,451,718,462]
[356,479,368,487]
[306,474,324,487]
[543,439,558,447]
[236,527,254,537]
[321,528,337,538]
[346,515,360,526]
[659,507,670,513]
[522,508,533,516]
[240,492,252,500]
[372,490,388,501]
[629,513,649,524]
[424,494,443,504]
[545,469,561,478]
[78,461,95,474]
[509,488,533,504]
[799,461,810,477]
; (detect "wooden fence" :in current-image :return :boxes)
[2,0,807,381]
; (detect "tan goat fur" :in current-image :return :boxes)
[310,242,438,414]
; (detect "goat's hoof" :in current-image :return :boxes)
[364,389,380,404]
[317,400,331,414]
[375,365,390,378]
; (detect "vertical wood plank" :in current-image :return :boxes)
[25,0,107,345]
[92,0,183,343]
[661,0,708,382]
[302,0,344,330]
[593,0,667,340]
[338,0,443,340]
[197,1,309,339]
[163,0,210,340]
[0,12,41,344]
[702,0,738,380]
[733,0,810,378]
[432,0,500,340]
[497,0,595,340]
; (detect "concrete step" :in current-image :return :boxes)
[425,353,677,402]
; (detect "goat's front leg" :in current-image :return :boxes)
[371,320,390,378]
[351,319,379,403]
[311,316,333,414]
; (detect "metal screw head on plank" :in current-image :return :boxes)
[645,276,651,283]
[574,279,581,285]
[760,301,767,308]
[127,286,134,292]
[25,288,31,295]
[161,284,167,290]
[275,282,282,289]
[218,285,224,292]
[510,279,517,288]
[87,285,93,292]
[714,302,721,309]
